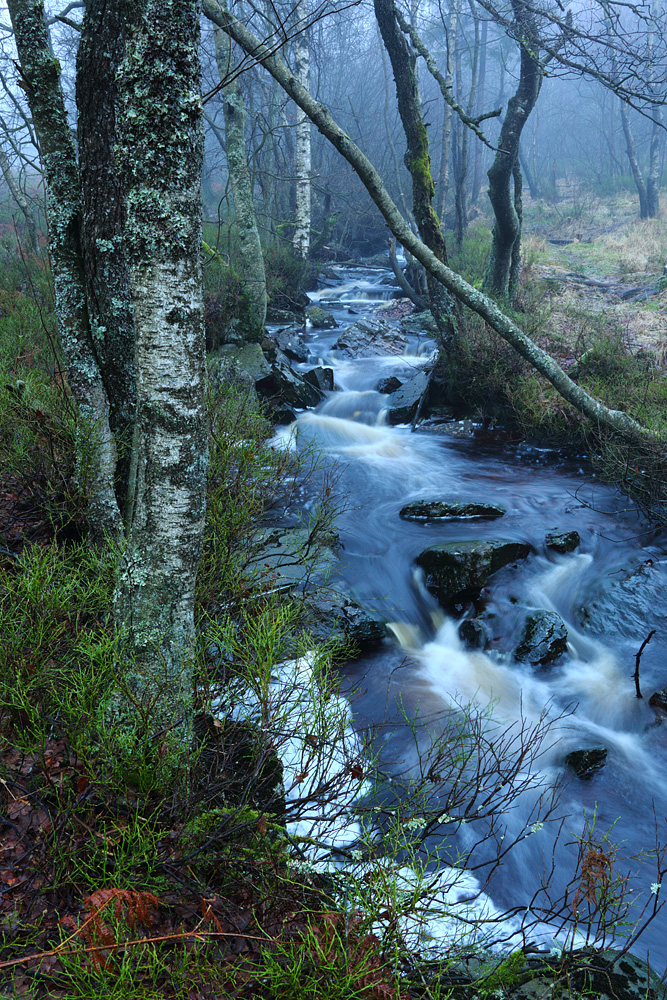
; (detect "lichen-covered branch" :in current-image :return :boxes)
[204,0,652,443]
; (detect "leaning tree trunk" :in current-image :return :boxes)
[76,0,137,514]
[293,0,311,257]
[374,0,458,354]
[214,24,267,342]
[113,0,208,728]
[7,0,122,540]
[205,0,652,445]
[483,5,542,302]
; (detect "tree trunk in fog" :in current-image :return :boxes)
[470,18,487,205]
[293,0,311,257]
[646,108,662,218]
[213,24,267,341]
[207,0,654,444]
[374,0,458,353]
[113,0,207,728]
[76,0,137,514]
[620,100,649,217]
[437,0,459,221]
[8,0,123,541]
[453,12,479,245]
[483,0,542,301]
[0,142,38,251]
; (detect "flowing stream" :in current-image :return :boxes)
[279,262,667,963]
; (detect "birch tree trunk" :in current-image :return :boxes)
[293,0,311,257]
[213,23,267,342]
[7,0,122,540]
[76,0,137,513]
[113,0,207,727]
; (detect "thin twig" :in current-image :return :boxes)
[634,629,656,699]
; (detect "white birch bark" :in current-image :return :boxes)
[113,0,207,728]
[293,0,311,257]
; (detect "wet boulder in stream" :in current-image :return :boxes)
[272,326,310,362]
[458,618,490,650]
[384,369,431,425]
[545,530,580,554]
[415,540,531,608]
[333,317,408,357]
[305,305,338,329]
[303,366,334,392]
[565,746,607,779]
[255,356,325,409]
[401,499,506,521]
[514,610,568,665]
[376,375,402,394]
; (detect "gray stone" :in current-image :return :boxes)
[274,326,310,362]
[565,746,607,778]
[415,540,531,607]
[578,559,663,640]
[267,307,304,326]
[256,357,325,409]
[212,342,271,382]
[333,317,408,358]
[385,369,430,424]
[545,530,580,553]
[306,305,337,329]
[400,500,506,521]
[399,310,438,335]
[304,588,386,652]
[515,610,568,665]
[376,375,402,394]
[303,366,334,392]
[246,527,337,593]
[458,618,490,650]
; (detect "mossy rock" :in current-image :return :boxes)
[306,305,337,329]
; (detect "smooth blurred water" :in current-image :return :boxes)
[287,264,667,962]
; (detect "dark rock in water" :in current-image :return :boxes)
[399,310,438,335]
[458,618,490,650]
[272,403,297,425]
[303,366,334,392]
[274,325,310,362]
[415,540,531,607]
[376,375,403,394]
[545,530,580,553]
[565,746,607,778]
[304,588,386,651]
[306,305,338,329]
[385,369,430,424]
[400,500,506,521]
[515,610,568,665]
[649,687,667,712]
[256,357,324,409]
[333,317,408,358]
